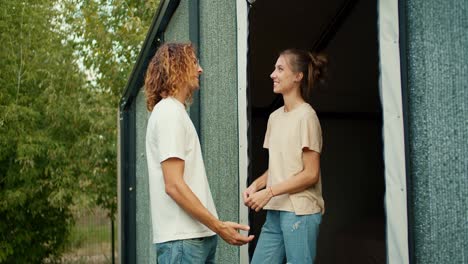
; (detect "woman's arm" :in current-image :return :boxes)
[242,170,268,205]
[246,149,320,212]
[271,149,320,196]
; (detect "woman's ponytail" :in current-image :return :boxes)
[308,52,328,89]
[280,49,328,99]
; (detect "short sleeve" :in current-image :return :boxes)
[154,112,186,162]
[263,117,271,149]
[300,113,322,153]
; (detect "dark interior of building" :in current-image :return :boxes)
[247,0,386,263]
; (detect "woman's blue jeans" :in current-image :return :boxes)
[251,211,322,264]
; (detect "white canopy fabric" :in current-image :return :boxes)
[379,0,410,263]
[236,1,249,264]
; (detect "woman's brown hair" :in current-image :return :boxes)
[280,49,328,99]
[144,42,198,111]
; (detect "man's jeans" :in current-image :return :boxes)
[251,211,322,264]
[155,235,217,264]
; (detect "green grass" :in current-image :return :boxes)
[62,207,117,263]
[68,223,114,248]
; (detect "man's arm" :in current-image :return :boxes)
[162,158,254,245]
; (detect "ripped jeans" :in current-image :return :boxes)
[251,211,322,264]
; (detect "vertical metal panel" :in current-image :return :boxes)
[189,0,201,135]
[135,90,155,263]
[119,103,137,264]
[199,0,239,262]
[164,0,190,41]
[405,0,468,263]
[398,0,415,263]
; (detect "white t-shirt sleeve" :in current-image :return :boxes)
[155,112,186,162]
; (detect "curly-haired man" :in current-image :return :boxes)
[144,42,254,263]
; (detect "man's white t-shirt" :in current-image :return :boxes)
[146,96,218,243]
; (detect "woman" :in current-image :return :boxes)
[243,49,327,264]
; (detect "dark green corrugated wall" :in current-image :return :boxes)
[405,0,467,263]
[199,0,240,262]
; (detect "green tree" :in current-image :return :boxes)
[0,0,91,261]
[62,0,160,220]
[0,0,159,262]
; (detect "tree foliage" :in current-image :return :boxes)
[0,0,159,262]
[61,0,160,218]
[0,0,87,261]
[64,0,160,97]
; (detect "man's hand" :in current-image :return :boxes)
[245,188,273,212]
[216,221,254,246]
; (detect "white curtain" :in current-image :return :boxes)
[379,0,410,263]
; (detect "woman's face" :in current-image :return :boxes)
[270,55,301,95]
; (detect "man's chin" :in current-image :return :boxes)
[191,82,200,91]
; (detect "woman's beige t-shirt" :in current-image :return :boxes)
[263,103,325,215]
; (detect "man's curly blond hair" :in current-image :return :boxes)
[144,42,198,111]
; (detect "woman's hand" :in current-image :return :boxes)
[243,184,258,206]
[245,188,274,212]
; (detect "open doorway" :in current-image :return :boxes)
[246,0,385,263]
